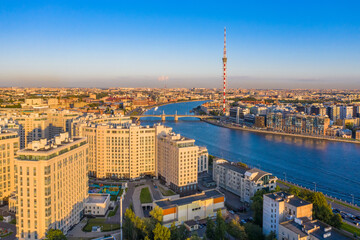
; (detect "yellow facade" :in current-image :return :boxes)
[15,134,88,240]
[0,130,19,203]
[79,123,171,179]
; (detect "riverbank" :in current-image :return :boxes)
[202,119,360,145]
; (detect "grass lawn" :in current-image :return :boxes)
[108,205,119,217]
[83,218,120,232]
[341,222,360,236]
[159,186,176,196]
[140,187,152,204]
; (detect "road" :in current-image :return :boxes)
[0,222,16,240]
[277,181,360,229]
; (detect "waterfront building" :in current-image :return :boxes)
[263,192,313,238]
[213,158,277,204]
[279,218,350,240]
[85,194,111,216]
[14,133,88,239]
[329,105,341,122]
[79,121,171,179]
[0,129,19,204]
[198,147,208,173]
[254,115,266,128]
[266,113,330,136]
[340,106,353,119]
[157,132,199,196]
[356,130,360,140]
[153,190,226,228]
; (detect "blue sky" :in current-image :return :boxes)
[1,1,360,88]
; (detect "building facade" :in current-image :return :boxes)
[157,133,199,196]
[14,133,88,239]
[198,147,208,173]
[0,129,19,204]
[153,190,226,228]
[263,192,313,238]
[79,122,171,179]
[213,159,277,204]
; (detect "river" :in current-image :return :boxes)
[140,100,360,205]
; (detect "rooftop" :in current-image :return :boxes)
[87,194,109,204]
[281,219,350,240]
[155,190,223,209]
[265,192,311,207]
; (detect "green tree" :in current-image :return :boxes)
[205,217,215,239]
[214,210,226,240]
[189,233,202,240]
[244,223,264,240]
[265,231,277,240]
[178,224,189,240]
[46,229,67,240]
[123,208,138,240]
[170,222,180,240]
[150,206,164,223]
[227,216,247,240]
[153,222,171,240]
[330,213,343,229]
[251,189,267,226]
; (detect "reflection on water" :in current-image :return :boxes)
[263,134,327,150]
[141,101,360,204]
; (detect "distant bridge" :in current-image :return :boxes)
[131,112,220,122]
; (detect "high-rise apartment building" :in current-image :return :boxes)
[198,147,208,173]
[79,122,171,179]
[14,133,88,240]
[157,132,199,196]
[340,106,353,119]
[0,129,19,204]
[329,105,341,121]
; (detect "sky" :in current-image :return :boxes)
[0,1,360,89]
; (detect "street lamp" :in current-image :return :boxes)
[351,194,354,206]
[313,182,317,192]
[283,172,287,182]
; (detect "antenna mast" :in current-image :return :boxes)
[222,27,227,114]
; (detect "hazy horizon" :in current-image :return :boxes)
[1,1,360,89]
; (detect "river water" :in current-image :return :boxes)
[140,101,360,204]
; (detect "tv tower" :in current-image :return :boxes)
[222,27,227,114]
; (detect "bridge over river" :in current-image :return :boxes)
[131,112,219,122]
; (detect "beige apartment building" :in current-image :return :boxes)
[213,158,277,204]
[0,129,19,204]
[14,133,88,240]
[79,122,171,179]
[1,110,80,149]
[157,132,199,196]
[263,192,313,238]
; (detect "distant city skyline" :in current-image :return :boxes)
[1,1,360,89]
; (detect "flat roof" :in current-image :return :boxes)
[265,192,311,207]
[155,190,223,209]
[87,194,109,204]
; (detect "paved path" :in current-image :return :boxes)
[67,218,120,239]
[132,185,155,218]
[0,222,16,240]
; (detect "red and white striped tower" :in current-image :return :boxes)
[222,27,227,114]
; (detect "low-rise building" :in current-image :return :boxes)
[85,194,111,216]
[153,190,226,228]
[263,192,313,238]
[279,218,350,240]
[213,158,277,203]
